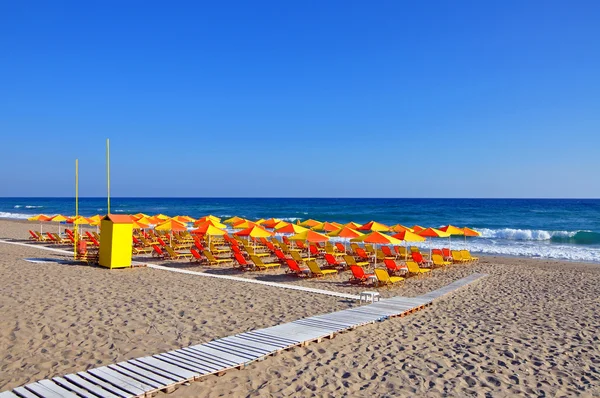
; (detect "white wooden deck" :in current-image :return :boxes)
[0,272,486,398]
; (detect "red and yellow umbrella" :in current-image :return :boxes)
[357,221,390,232]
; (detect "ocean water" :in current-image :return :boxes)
[1,198,600,263]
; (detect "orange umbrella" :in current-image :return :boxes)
[194,219,226,229]
[439,225,465,235]
[350,231,402,265]
[28,214,52,234]
[234,225,273,238]
[288,230,329,260]
[328,226,363,239]
[223,216,245,225]
[357,221,390,232]
[462,227,481,243]
[260,218,282,229]
[412,225,425,233]
[132,220,149,229]
[418,227,450,258]
[172,215,196,223]
[391,230,427,260]
[312,222,342,232]
[390,224,413,233]
[345,222,362,229]
[275,223,308,234]
[232,220,259,229]
[299,219,321,228]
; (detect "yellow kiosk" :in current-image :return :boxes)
[99,214,133,269]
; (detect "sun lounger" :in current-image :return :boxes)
[461,250,479,262]
[165,245,193,260]
[306,260,338,278]
[384,259,406,275]
[203,250,231,265]
[374,268,404,287]
[285,259,310,276]
[349,265,375,284]
[432,254,452,268]
[406,260,431,277]
[344,255,369,268]
[249,255,280,270]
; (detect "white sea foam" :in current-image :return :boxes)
[478,228,577,241]
[0,212,32,219]
[280,217,299,222]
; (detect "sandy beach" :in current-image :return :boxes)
[1,218,599,396]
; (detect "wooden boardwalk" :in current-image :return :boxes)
[0,273,486,398]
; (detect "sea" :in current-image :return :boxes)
[1,198,599,263]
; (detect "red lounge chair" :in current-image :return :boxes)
[335,242,346,253]
[384,259,406,275]
[442,248,453,261]
[190,248,203,262]
[286,259,310,276]
[28,230,38,240]
[355,248,371,262]
[234,252,250,269]
[324,253,345,269]
[157,237,167,247]
[274,249,287,263]
[382,246,396,258]
[152,245,167,259]
[309,245,322,257]
[412,252,433,268]
[349,265,375,284]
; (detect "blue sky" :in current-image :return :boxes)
[1,0,599,198]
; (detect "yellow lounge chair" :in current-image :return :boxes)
[203,250,231,265]
[432,254,452,268]
[460,250,479,262]
[249,255,280,270]
[291,251,311,263]
[374,268,404,287]
[244,244,270,257]
[451,250,469,263]
[306,260,338,278]
[165,246,193,260]
[343,255,369,268]
[406,261,431,277]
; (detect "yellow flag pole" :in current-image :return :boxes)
[74,159,79,260]
[106,138,111,215]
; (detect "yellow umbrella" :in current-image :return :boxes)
[350,231,403,265]
[390,224,414,233]
[235,225,274,238]
[136,216,154,225]
[50,214,68,235]
[132,220,150,229]
[223,216,245,225]
[391,230,427,260]
[275,223,309,234]
[28,214,52,234]
[231,220,258,229]
[194,219,226,229]
[299,219,321,228]
[197,215,221,223]
[288,230,329,260]
[133,213,149,219]
[155,219,187,231]
[345,222,362,229]
[357,221,390,232]
[254,218,266,225]
[171,215,196,223]
[155,214,171,220]
[272,220,290,230]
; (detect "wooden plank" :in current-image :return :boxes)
[36,380,81,397]
[52,376,103,398]
[22,382,68,398]
[166,350,224,372]
[234,333,295,349]
[203,341,264,361]
[107,365,165,389]
[188,344,255,365]
[244,331,300,345]
[215,337,276,355]
[0,392,19,398]
[134,357,198,380]
[89,367,154,394]
[63,374,121,398]
[117,361,184,385]
[179,347,240,369]
[154,353,217,375]
[292,319,348,332]
[76,372,133,398]
[11,387,38,398]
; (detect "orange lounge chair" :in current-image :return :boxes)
[285,259,310,276]
[384,259,406,275]
[349,265,375,284]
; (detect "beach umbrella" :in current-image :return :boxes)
[261,218,282,229]
[223,216,245,225]
[235,225,273,238]
[391,230,427,260]
[146,216,162,225]
[155,219,187,244]
[390,224,414,233]
[155,214,170,221]
[135,216,153,225]
[357,221,391,232]
[232,220,259,230]
[275,223,308,234]
[327,226,363,251]
[462,227,481,243]
[412,225,425,233]
[193,218,226,229]
[133,213,149,220]
[254,218,266,225]
[312,222,342,232]
[299,219,321,228]
[272,220,290,230]
[350,231,402,265]
[172,215,196,223]
[28,214,52,234]
[345,222,362,229]
[50,214,68,235]
[440,225,465,249]
[418,227,451,258]
[191,224,226,247]
[132,220,150,229]
[288,230,329,260]
[196,215,221,223]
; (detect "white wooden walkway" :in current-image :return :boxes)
[0,273,486,398]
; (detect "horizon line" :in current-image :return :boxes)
[1,196,599,200]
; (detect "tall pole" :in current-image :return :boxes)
[74,159,79,260]
[107,138,111,214]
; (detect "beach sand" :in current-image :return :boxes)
[1,219,599,396]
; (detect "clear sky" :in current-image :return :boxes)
[1,0,598,198]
